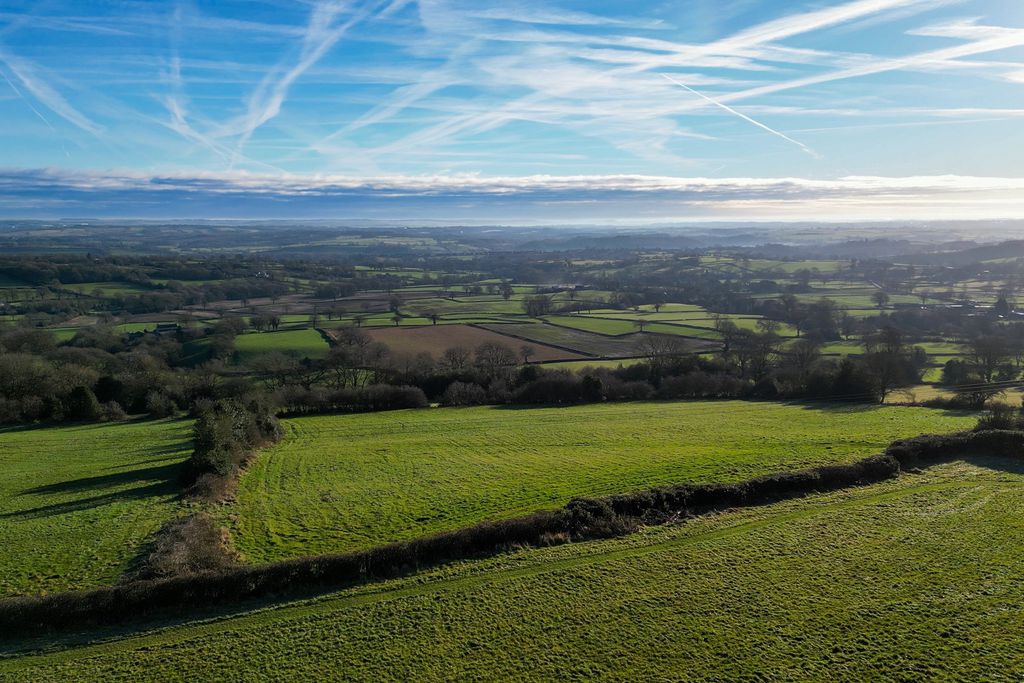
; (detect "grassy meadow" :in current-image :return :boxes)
[0,419,192,597]
[223,401,974,563]
[7,459,1024,680]
[233,329,330,361]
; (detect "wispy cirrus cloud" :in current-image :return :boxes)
[0,48,102,136]
[0,0,1022,188]
[330,0,969,166]
[221,0,407,165]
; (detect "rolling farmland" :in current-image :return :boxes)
[8,459,1024,680]
[223,401,974,563]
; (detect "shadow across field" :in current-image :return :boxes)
[957,453,1024,476]
[2,461,184,520]
[790,401,975,419]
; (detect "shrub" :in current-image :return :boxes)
[145,391,177,418]
[182,397,282,490]
[603,378,654,401]
[975,403,1024,431]
[64,385,101,422]
[512,376,585,404]
[440,381,488,407]
[99,401,128,422]
[354,385,428,412]
[558,498,634,538]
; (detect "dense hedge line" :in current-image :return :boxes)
[10,429,1009,637]
[276,384,428,417]
[601,454,901,520]
[885,429,1024,467]
[181,397,282,498]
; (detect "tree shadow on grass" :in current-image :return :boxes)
[21,461,183,496]
[0,415,193,436]
[2,461,184,520]
[790,400,975,419]
[100,441,193,470]
[941,453,1024,476]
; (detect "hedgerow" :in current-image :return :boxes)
[12,430,1020,636]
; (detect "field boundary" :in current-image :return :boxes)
[544,315,725,343]
[0,478,978,667]
[466,322,601,358]
[2,428,1020,638]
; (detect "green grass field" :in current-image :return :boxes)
[545,314,635,335]
[0,419,191,597]
[222,401,973,564]
[233,329,330,361]
[114,322,171,333]
[48,328,78,343]
[546,315,726,341]
[7,459,1023,680]
[644,321,724,339]
[539,358,644,372]
[69,282,153,296]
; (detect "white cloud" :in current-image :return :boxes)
[0,169,1021,220]
[4,167,1021,196]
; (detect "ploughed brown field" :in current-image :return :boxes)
[358,323,587,361]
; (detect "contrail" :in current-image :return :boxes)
[0,65,54,131]
[660,73,821,159]
[0,65,71,158]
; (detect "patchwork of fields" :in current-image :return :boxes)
[478,322,650,357]
[0,420,192,597]
[360,324,586,361]
[223,401,974,563]
[7,459,1024,680]
[4,264,987,374]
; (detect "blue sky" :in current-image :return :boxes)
[0,0,1023,221]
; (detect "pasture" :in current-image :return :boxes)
[546,315,725,341]
[8,460,1023,679]
[544,314,635,336]
[0,419,191,597]
[223,401,973,563]
[233,329,330,361]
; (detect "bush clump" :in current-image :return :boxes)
[64,385,101,422]
[439,381,489,407]
[182,396,282,491]
[975,403,1024,432]
[132,514,240,580]
[145,391,177,419]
